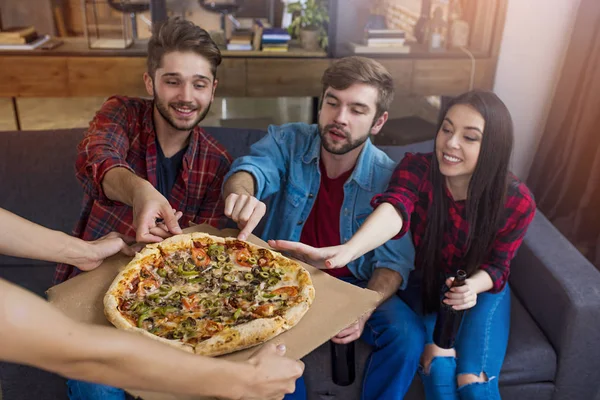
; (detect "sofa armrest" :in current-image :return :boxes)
[509,212,600,400]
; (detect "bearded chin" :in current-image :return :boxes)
[319,124,371,155]
[160,103,211,131]
[153,89,212,131]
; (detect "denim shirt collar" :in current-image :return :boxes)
[301,125,376,192]
[301,125,322,165]
[350,139,376,192]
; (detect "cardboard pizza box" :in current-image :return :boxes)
[46,224,381,400]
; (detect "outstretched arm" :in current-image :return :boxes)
[269,202,404,269]
[0,207,134,271]
[0,279,303,399]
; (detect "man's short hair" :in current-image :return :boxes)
[147,17,222,79]
[321,56,395,119]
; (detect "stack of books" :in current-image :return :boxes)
[227,30,253,51]
[0,26,51,50]
[261,27,291,53]
[348,29,410,55]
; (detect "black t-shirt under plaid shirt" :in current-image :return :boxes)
[156,137,187,199]
[371,152,536,293]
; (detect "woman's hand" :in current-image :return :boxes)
[443,277,478,310]
[73,232,141,272]
[267,240,355,269]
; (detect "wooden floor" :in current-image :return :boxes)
[0,99,17,131]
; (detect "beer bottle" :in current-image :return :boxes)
[433,269,467,349]
[330,341,355,386]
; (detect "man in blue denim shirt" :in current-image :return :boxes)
[222,57,423,400]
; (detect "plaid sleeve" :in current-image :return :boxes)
[75,97,135,205]
[371,153,430,239]
[193,151,232,229]
[480,182,536,292]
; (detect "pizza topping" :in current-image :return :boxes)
[137,278,160,296]
[203,320,223,337]
[271,286,300,298]
[207,244,225,259]
[112,235,311,348]
[137,313,153,329]
[157,268,168,278]
[254,303,275,317]
[191,246,210,268]
[178,262,198,276]
[236,248,253,268]
[129,277,140,292]
[232,308,243,320]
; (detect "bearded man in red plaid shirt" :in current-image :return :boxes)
[54,18,232,287]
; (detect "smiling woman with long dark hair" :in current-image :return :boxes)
[270,90,536,399]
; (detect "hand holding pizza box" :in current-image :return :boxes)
[47,224,380,400]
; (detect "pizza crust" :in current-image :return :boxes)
[194,316,287,356]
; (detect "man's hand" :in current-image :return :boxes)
[224,193,266,241]
[267,240,354,270]
[132,184,183,243]
[71,232,140,272]
[443,277,478,311]
[332,312,371,345]
[242,343,304,400]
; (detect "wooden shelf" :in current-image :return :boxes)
[0,38,327,58]
[346,42,488,59]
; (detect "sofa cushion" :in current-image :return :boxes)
[501,293,557,384]
[203,126,267,160]
[379,140,434,163]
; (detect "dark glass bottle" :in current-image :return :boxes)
[330,341,355,386]
[414,0,432,44]
[433,269,467,349]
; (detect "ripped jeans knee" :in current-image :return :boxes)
[456,372,500,400]
[420,359,501,400]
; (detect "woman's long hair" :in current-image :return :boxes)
[420,91,514,314]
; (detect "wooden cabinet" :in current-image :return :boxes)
[0,54,499,99]
[376,59,413,96]
[246,59,331,97]
[411,59,473,96]
[68,57,147,97]
[0,57,68,97]
[216,59,247,97]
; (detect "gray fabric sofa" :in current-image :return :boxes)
[1,128,599,400]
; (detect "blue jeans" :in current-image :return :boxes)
[68,375,305,400]
[67,380,125,400]
[398,275,511,400]
[286,276,424,400]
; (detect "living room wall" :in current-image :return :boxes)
[493,0,581,179]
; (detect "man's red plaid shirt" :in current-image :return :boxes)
[372,152,536,293]
[54,96,232,284]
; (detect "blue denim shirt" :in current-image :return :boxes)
[225,123,415,288]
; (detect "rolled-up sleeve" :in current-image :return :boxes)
[370,232,416,289]
[75,97,135,205]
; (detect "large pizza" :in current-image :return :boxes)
[104,232,315,356]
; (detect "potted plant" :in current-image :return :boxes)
[287,0,329,51]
